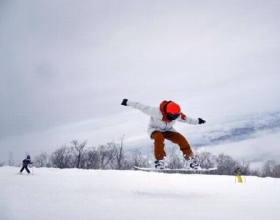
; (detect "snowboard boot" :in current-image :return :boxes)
[155,160,165,170]
[185,158,200,170]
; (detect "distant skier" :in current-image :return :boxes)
[234,166,244,183]
[19,155,33,174]
[234,166,243,175]
[121,99,206,170]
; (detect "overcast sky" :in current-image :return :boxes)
[1,0,280,164]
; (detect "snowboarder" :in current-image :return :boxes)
[19,155,33,174]
[121,99,206,170]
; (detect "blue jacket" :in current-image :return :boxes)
[22,159,32,165]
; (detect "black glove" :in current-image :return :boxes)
[198,118,206,124]
[121,99,128,106]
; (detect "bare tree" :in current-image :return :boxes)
[238,160,250,175]
[261,160,280,178]
[216,154,238,175]
[71,140,87,168]
[84,147,100,169]
[196,152,217,169]
[50,146,74,169]
[262,160,276,177]
[130,149,150,168]
[98,143,117,169]
[166,144,184,169]
[34,152,51,167]
[114,136,126,170]
[272,164,280,178]
[0,161,5,167]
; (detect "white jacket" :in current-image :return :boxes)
[127,100,199,137]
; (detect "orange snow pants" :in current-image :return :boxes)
[151,131,194,160]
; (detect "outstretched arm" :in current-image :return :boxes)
[121,99,161,118]
[178,113,206,125]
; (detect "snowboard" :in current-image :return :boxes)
[134,166,217,173]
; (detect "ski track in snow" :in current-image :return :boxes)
[1,167,280,220]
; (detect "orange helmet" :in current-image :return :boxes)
[165,101,181,114]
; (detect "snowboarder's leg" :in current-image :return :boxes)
[164,131,194,159]
[151,131,166,160]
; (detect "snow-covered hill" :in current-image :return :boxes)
[1,167,280,220]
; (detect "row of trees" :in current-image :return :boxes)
[1,139,279,178]
[33,139,149,170]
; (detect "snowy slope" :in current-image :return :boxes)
[1,167,280,220]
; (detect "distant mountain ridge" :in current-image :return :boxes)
[193,111,280,147]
